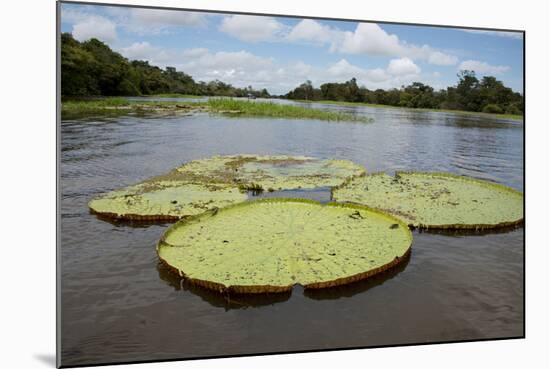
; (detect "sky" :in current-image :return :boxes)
[60,3,524,95]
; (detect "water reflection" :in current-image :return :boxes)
[417,224,524,237]
[304,251,411,300]
[156,252,411,308]
[250,187,332,203]
[157,262,292,310]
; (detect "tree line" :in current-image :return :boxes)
[61,33,270,98]
[284,72,523,115]
[62,33,523,115]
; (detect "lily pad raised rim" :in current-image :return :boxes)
[332,171,524,231]
[156,197,413,295]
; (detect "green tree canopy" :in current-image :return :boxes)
[284,72,522,116]
[61,33,271,98]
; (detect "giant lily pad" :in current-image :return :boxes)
[174,154,366,191]
[89,181,247,221]
[157,199,412,293]
[89,155,365,221]
[332,172,523,229]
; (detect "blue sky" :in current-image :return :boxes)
[60,3,523,95]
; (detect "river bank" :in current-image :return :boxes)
[61,97,372,123]
[291,99,523,121]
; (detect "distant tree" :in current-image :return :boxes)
[482,104,504,114]
[60,33,271,98]
[61,33,100,95]
[345,78,361,102]
[286,80,316,100]
[398,82,438,109]
[284,70,522,116]
[454,70,482,111]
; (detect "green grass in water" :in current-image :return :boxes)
[61,97,372,122]
[206,98,371,122]
[145,93,203,98]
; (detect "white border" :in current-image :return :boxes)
[1,0,548,368]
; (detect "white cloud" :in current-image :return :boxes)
[219,17,457,67]
[324,58,420,88]
[116,42,343,93]
[188,50,272,72]
[98,6,206,35]
[462,29,523,40]
[428,51,459,66]
[458,60,510,75]
[219,15,286,42]
[118,43,274,86]
[72,15,117,43]
[118,42,186,66]
[289,61,313,76]
[181,48,209,58]
[120,41,156,59]
[153,47,278,89]
[116,40,425,94]
[119,42,171,62]
[338,23,405,56]
[64,7,204,40]
[365,68,391,83]
[327,59,368,79]
[387,57,421,76]
[62,7,118,42]
[124,8,205,34]
[287,19,342,47]
[286,20,458,66]
[61,8,86,23]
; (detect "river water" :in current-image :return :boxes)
[60,100,524,366]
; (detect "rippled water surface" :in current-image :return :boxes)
[60,101,524,366]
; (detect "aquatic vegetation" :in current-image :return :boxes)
[61,97,372,122]
[61,98,207,117]
[157,199,412,293]
[89,181,247,221]
[89,155,365,220]
[332,171,523,229]
[145,93,202,98]
[174,155,366,191]
[205,99,372,122]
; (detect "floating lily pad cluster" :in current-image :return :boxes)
[89,154,523,294]
[89,155,366,220]
[174,154,366,191]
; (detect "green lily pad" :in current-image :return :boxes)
[89,181,247,221]
[157,198,412,294]
[174,154,366,191]
[89,155,366,221]
[332,171,523,229]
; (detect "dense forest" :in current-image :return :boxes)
[285,73,523,115]
[61,33,270,98]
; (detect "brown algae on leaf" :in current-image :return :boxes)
[89,155,366,220]
[89,182,247,221]
[157,198,412,294]
[332,171,523,230]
